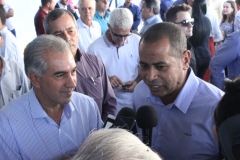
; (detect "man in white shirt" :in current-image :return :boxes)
[0,0,16,37]
[0,5,23,69]
[55,0,79,20]
[77,0,101,52]
[88,8,141,113]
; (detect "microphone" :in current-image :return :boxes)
[112,107,137,132]
[136,105,158,147]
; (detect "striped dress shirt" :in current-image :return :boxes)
[0,89,103,160]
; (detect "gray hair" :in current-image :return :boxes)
[144,0,160,15]
[24,35,71,76]
[43,8,78,34]
[78,0,96,8]
[140,22,187,59]
[72,128,162,160]
[109,8,133,30]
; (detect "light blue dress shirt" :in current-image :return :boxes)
[0,89,103,160]
[210,31,240,90]
[133,69,224,160]
[140,15,162,35]
[93,11,110,35]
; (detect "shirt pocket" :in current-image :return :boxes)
[86,76,103,100]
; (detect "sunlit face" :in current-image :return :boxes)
[125,0,133,5]
[223,2,234,16]
[79,0,95,24]
[141,1,151,21]
[96,0,108,12]
[175,11,193,38]
[49,0,56,10]
[0,0,5,5]
[60,0,68,5]
[108,24,131,46]
[49,14,79,57]
[139,38,189,103]
[35,51,77,107]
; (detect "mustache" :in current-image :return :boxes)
[145,80,164,86]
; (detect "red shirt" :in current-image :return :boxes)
[34,7,47,36]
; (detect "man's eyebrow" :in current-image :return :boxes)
[139,61,166,65]
[53,27,75,34]
[53,71,67,76]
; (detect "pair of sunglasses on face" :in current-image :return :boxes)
[175,18,194,27]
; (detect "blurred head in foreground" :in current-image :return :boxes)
[72,128,162,160]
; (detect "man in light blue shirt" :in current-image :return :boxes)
[93,0,110,35]
[210,31,240,90]
[139,0,162,35]
[134,23,224,159]
[0,35,103,159]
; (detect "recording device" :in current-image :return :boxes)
[136,105,158,147]
[122,84,131,90]
[103,114,116,129]
[103,107,137,132]
[112,107,137,131]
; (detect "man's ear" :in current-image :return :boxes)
[182,50,191,70]
[28,71,41,88]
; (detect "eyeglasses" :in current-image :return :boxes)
[110,28,132,39]
[174,19,194,27]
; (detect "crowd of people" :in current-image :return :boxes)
[0,0,239,159]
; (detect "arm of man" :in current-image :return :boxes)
[0,116,22,159]
[6,8,14,18]
[98,58,117,121]
[210,34,239,90]
[131,6,141,31]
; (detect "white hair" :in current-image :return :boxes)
[109,8,133,30]
[78,0,96,9]
[72,128,162,160]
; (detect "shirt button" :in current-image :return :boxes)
[159,132,162,136]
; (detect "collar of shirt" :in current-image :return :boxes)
[146,68,198,113]
[0,26,8,35]
[75,49,83,61]
[95,11,110,19]
[103,29,129,48]
[30,89,75,120]
[124,3,133,8]
[57,2,67,9]
[78,18,97,29]
[145,15,160,25]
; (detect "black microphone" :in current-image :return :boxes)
[112,107,137,132]
[136,105,158,147]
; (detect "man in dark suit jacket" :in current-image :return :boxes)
[55,0,79,20]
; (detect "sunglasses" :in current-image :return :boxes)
[110,28,132,39]
[175,19,194,27]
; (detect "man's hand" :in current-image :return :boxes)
[109,75,123,88]
[121,80,138,92]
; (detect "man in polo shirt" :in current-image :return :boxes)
[34,0,56,36]
[88,8,141,113]
[93,0,110,35]
[77,0,101,52]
